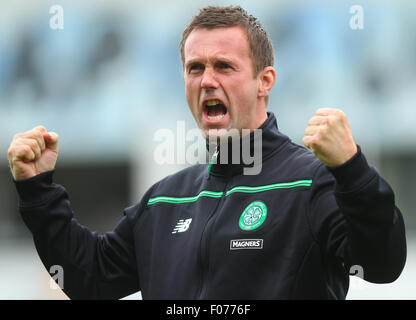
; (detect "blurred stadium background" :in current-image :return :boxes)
[0,0,415,299]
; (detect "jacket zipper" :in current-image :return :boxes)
[206,147,219,180]
[197,181,228,299]
[198,145,225,298]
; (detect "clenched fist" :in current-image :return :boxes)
[302,108,357,167]
[8,126,59,181]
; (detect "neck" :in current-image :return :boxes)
[205,112,289,178]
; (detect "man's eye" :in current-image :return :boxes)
[189,64,204,72]
[219,63,232,69]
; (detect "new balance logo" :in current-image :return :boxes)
[172,218,192,234]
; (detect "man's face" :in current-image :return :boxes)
[183,26,267,139]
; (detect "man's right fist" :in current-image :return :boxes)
[7,126,59,181]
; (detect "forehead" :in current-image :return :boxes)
[184,26,251,62]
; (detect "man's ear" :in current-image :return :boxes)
[257,66,276,99]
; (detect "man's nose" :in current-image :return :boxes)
[201,68,219,89]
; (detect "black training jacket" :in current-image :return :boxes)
[14,112,407,299]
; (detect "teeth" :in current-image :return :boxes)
[208,114,225,121]
[206,99,221,106]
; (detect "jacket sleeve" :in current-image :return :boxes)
[14,170,146,299]
[308,146,407,285]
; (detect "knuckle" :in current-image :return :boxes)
[334,110,345,120]
[340,112,348,123]
[335,108,344,115]
[309,136,317,147]
[34,125,46,133]
[29,139,37,149]
[22,145,32,154]
[313,133,324,146]
[7,147,14,158]
[33,130,43,141]
[326,117,334,126]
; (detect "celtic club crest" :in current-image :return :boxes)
[239,201,267,231]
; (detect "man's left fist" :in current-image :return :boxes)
[302,108,358,167]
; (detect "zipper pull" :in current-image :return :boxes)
[206,146,219,179]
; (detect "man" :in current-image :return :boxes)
[8,6,406,299]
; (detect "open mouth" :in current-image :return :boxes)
[203,99,227,121]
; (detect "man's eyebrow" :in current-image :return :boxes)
[185,57,236,68]
[185,59,204,68]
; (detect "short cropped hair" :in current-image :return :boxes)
[180,5,274,77]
